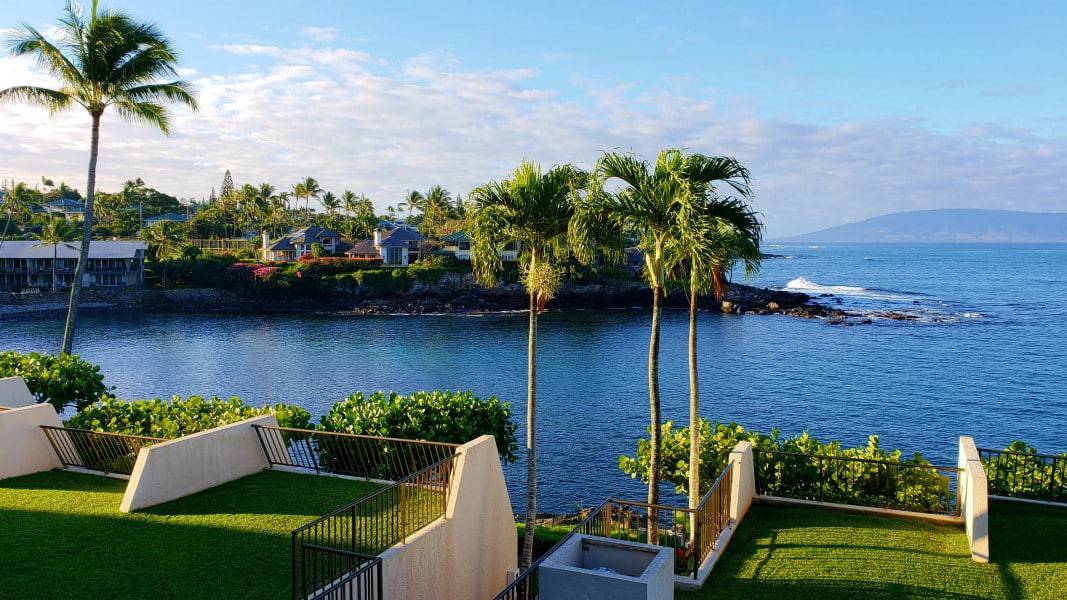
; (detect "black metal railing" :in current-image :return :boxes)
[754,449,960,516]
[300,545,382,600]
[40,425,162,476]
[254,425,458,481]
[291,454,456,599]
[494,465,736,598]
[978,447,1066,503]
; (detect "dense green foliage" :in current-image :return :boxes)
[320,390,518,461]
[621,420,950,512]
[982,441,1066,502]
[0,351,109,409]
[65,395,310,438]
[0,470,380,598]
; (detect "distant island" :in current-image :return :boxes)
[778,209,1067,243]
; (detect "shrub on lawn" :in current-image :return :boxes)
[621,419,953,511]
[0,351,109,409]
[320,390,518,462]
[66,395,311,438]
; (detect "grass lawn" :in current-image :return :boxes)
[0,469,381,599]
[680,501,1066,600]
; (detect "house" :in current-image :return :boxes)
[440,230,520,262]
[261,226,344,262]
[346,226,426,266]
[143,212,188,226]
[0,240,146,290]
[41,198,85,219]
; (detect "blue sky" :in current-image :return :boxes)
[2,0,1065,236]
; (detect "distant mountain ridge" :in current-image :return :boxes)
[779,209,1067,243]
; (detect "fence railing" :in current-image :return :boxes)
[40,425,163,476]
[254,425,458,482]
[494,465,735,599]
[300,545,382,600]
[754,449,961,516]
[978,447,1066,503]
[291,454,456,599]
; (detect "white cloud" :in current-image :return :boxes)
[1,46,1065,236]
[300,26,339,43]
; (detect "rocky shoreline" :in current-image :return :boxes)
[2,279,841,320]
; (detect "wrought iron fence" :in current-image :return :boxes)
[978,447,1066,503]
[754,449,961,516]
[40,425,162,476]
[494,465,736,599]
[299,545,382,600]
[291,454,456,599]
[254,425,458,481]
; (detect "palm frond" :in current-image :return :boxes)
[0,85,75,113]
[113,100,169,133]
[121,81,198,110]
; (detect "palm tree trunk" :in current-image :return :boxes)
[688,283,700,546]
[647,282,662,545]
[60,113,100,355]
[522,289,538,569]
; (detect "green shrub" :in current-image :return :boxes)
[0,351,109,409]
[320,390,518,462]
[982,441,1066,501]
[621,420,952,512]
[407,261,446,283]
[65,395,311,438]
[350,269,411,294]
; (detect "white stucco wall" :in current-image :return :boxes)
[957,436,990,563]
[375,435,517,600]
[0,376,35,408]
[120,414,276,512]
[729,440,755,521]
[0,403,63,480]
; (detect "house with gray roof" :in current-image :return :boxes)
[41,198,85,219]
[0,240,146,290]
[440,230,519,262]
[262,226,345,262]
[143,212,188,226]
[346,226,426,266]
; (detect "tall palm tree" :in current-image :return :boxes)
[421,185,453,239]
[33,217,79,291]
[669,158,759,514]
[299,177,322,221]
[470,160,593,569]
[582,149,707,542]
[141,220,185,289]
[403,190,423,224]
[321,191,340,219]
[341,190,358,220]
[1,0,197,354]
[1,182,33,250]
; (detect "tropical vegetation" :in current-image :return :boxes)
[0,350,109,409]
[1,0,198,354]
[65,395,311,437]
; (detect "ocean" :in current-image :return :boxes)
[3,243,1064,512]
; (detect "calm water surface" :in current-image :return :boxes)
[3,243,1065,512]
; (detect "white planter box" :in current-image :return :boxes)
[538,534,674,600]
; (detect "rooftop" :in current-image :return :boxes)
[0,469,382,598]
[0,240,146,259]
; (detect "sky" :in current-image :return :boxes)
[1,1,1065,237]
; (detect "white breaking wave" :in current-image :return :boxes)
[783,276,916,301]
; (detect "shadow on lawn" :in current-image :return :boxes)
[989,500,1067,563]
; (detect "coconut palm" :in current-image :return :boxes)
[341,190,358,219]
[321,191,340,221]
[300,177,322,220]
[141,220,185,289]
[403,190,423,224]
[581,149,729,542]
[33,217,79,291]
[1,0,197,354]
[470,160,593,569]
[1,182,33,250]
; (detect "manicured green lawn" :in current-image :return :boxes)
[0,469,381,599]
[680,501,1066,599]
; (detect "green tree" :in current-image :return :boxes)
[665,156,760,513]
[321,191,340,227]
[1,182,34,245]
[142,221,187,288]
[219,170,235,203]
[1,0,197,354]
[33,217,80,291]
[470,160,592,568]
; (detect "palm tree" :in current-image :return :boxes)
[1,0,197,354]
[141,221,185,289]
[1,182,33,250]
[299,177,322,221]
[672,159,759,515]
[422,185,453,239]
[470,160,593,569]
[321,191,340,220]
[33,217,79,291]
[583,149,703,543]
[403,190,423,224]
[341,190,358,219]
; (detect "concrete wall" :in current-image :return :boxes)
[376,435,517,600]
[0,403,62,479]
[729,440,756,521]
[120,414,276,512]
[0,376,35,408]
[958,436,990,563]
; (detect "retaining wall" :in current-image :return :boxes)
[958,435,990,562]
[0,376,35,408]
[0,403,62,479]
